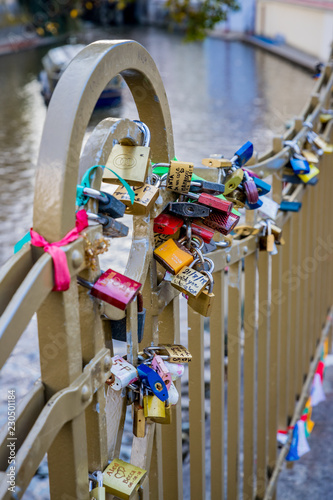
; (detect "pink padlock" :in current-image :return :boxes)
[78,269,142,310]
[151,354,172,390]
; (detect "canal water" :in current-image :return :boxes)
[0,25,315,499]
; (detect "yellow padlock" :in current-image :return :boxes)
[103,459,147,500]
[223,168,244,195]
[113,183,159,215]
[166,161,194,193]
[149,403,172,424]
[202,157,232,168]
[171,264,209,298]
[133,401,146,438]
[298,164,320,184]
[143,394,166,419]
[154,238,194,274]
[104,144,150,186]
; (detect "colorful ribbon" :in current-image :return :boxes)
[30,209,88,292]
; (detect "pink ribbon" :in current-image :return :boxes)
[30,210,88,292]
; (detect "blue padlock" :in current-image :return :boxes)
[279,201,302,212]
[253,177,271,196]
[245,198,263,210]
[283,174,303,185]
[231,141,254,167]
[137,364,169,402]
[289,156,310,175]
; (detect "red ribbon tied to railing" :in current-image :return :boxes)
[30,209,88,292]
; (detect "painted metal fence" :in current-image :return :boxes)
[0,40,333,500]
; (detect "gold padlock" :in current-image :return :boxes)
[166,160,194,193]
[104,144,150,186]
[144,344,192,363]
[154,238,194,274]
[143,394,166,419]
[313,135,333,153]
[187,268,215,317]
[301,150,319,164]
[103,459,147,500]
[113,183,159,215]
[171,263,209,298]
[223,168,244,195]
[149,403,172,424]
[225,187,246,208]
[202,157,232,168]
[133,401,146,438]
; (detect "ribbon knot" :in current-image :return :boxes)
[30,210,88,292]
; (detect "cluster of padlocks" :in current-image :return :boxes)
[76,117,332,499]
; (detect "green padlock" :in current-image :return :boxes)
[223,168,244,195]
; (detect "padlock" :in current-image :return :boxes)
[190,221,215,243]
[225,187,246,208]
[301,150,319,164]
[164,361,185,380]
[77,269,142,310]
[289,155,310,175]
[230,141,254,167]
[151,354,172,389]
[242,171,259,204]
[279,201,302,212]
[149,402,172,424]
[201,157,232,168]
[193,255,214,273]
[245,198,263,210]
[223,168,244,195]
[103,458,147,500]
[189,179,224,194]
[137,364,168,401]
[308,130,333,153]
[154,238,194,274]
[259,221,274,253]
[154,213,183,235]
[168,201,211,218]
[110,292,146,343]
[184,192,233,213]
[165,160,194,193]
[167,381,179,405]
[113,182,159,216]
[143,394,166,419]
[298,164,320,184]
[78,186,126,218]
[104,144,150,186]
[187,267,215,317]
[88,213,129,238]
[90,471,106,500]
[106,355,138,390]
[133,401,146,438]
[171,262,209,298]
[204,209,240,235]
[252,177,271,196]
[144,344,192,363]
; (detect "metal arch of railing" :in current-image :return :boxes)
[0,39,332,500]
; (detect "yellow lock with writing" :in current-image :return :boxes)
[166,160,194,193]
[113,183,159,215]
[171,263,209,298]
[103,459,147,500]
[154,238,194,274]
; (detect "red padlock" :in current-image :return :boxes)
[204,210,240,235]
[78,269,142,310]
[191,221,215,243]
[185,192,233,214]
[154,213,183,235]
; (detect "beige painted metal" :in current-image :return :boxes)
[210,270,225,499]
[0,38,333,500]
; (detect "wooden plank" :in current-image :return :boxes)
[256,251,270,499]
[210,270,225,499]
[243,252,257,500]
[188,307,206,500]
[227,261,242,499]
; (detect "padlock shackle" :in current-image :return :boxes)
[77,276,93,290]
[133,120,151,147]
[82,186,108,204]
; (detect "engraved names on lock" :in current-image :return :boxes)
[107,355,138,390]
[104,144,150,186]
[113,183,159,215]
[162,344,192,363]
[171,266,209,297]
[166,161,193,193]
[103,459,147,499]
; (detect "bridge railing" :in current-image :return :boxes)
[0,40,332,500]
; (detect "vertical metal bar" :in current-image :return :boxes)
[37,282,89,499]
[267,248,282,484]
[278,218,291,430]
[256,251,270,499]
[288,214,298,416]
[210,270,225,499]
[306,186,316,369]
[188,307,206,499]
[227,261,242,499]
[243,252,257,500]
[159,297,183,500]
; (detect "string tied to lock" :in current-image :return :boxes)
[30,209,88,292]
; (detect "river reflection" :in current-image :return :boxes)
[0,26,314,266]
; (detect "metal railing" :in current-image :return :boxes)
[0,39,332,500]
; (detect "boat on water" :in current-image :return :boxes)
[39,44,123,107]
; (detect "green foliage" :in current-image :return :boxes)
[165,0,240,41]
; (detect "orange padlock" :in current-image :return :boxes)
[154,238,194,274]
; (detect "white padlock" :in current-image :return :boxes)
[164,361,185,381]
[109,355,138,391]
[168,381,179,405]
